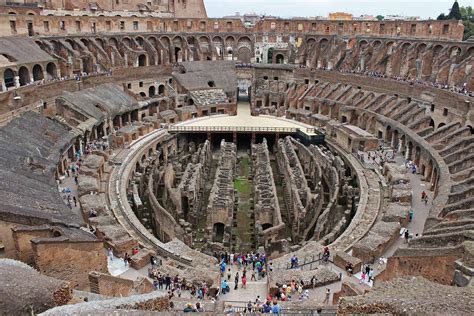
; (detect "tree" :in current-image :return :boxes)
[437,13,447,20]
[448,0,462,20]
[376,15,384,21]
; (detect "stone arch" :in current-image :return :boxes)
[449,46,461,57]
[468,125,474,135]
[407,141,413,160]
[109,37,119,48]
[138,54,147,66]
[275,53,285,64]
[385,125,392,143]
[18,66,30,86]
[122,37,132,48]
[237,36,252,46]
[158,84,165,95]
[372,40,382,48]
[135,36,144,47]
[392,129,400,149]
[237,47,251,63]
[432,44,444,57]
[4,68,15,88]
[438,122,446,129]
[32,64,44,81]
[149,85,156,97]
[429,118,435,129]
[414,146,421,166]
[139,92,146,98]
[359,40,369,48]
[80,38,90,49]
[212,222,225,242]
[306,38,317,46]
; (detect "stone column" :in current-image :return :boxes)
[14,76,20,88]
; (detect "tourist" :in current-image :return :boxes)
[107,248,113,261]
[165,274,171,290]
[424,195,428,205]
[262,302,272,313]
[421,191,426,201]
[360,271,366,284]
[368,269,374,283]
[73,196,77,207]
[234,272,239,290]
[271,301,281,314]
[227,268,231,281]
[409,209,414,222]
[299,289,309,301]
[345,262,353,276]
[225,304,236,314]
[242,274,247,289]
[123,253,129,266]
[183,303,194,313]
[404,229,410,243]
[323,288,331,304]
[195,302,204,312]
[221,279,229,294]
[158,275,164,289]
[251,269,256,281]
[247,301,253,312]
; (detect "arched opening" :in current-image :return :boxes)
[174,47,181,62]
[262,223,273,231]
[468,125,474,135]
[148,86,156,97]
[407,141,413,160]
[46,62,57,79]
[4,68,15,88]
[438,122,446,129]
[392,130,399,149]
[18,66,30,86]
[32,64,43,81]
[237,46,251,63]
[208,80,215,87]
[414,146,421,166]
[267,48,274,63]
[138,54,147,66]
[212,223,225,242]
[385,125,392,144]
[158,84,165,95]
[139,92,146,98]
[429,118,435,129]
[275,54,284,64]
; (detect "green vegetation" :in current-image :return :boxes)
[234,177,251,195]
[437,1,474,40]
[376,15,385,21]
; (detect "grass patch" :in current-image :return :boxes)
[234,177,251,195]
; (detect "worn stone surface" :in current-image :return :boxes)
[339,277,474,314]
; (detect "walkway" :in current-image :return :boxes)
[173,98,317,135]
[382,154,432,258]
[218,264,268,307]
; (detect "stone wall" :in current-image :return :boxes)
[89,271,154,297]
[32,238,108,290]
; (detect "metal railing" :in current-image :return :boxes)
[168,125,301,133]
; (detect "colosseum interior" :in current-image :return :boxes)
[0,0,472,314]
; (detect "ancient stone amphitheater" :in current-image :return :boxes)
[0,0,472,314]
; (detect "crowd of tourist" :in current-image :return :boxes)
[335,68,473,97]
[2,70,113,92]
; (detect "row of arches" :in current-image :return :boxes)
[3,62,58,88]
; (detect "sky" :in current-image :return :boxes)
[203,0,465,19]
